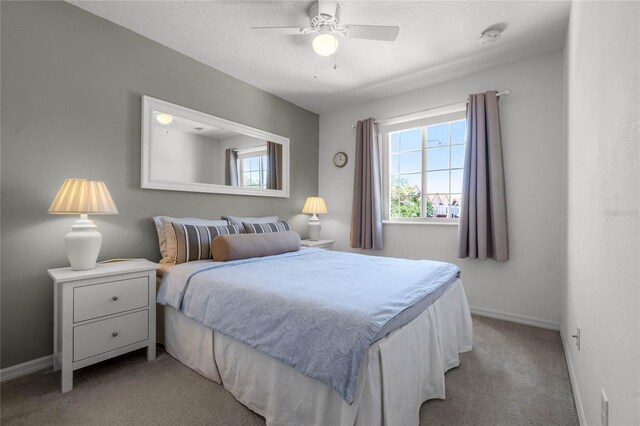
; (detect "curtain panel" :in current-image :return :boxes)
[457,91,509,261]
[350,118,383,250]
[224,148,239,187]
[266,141,283,190]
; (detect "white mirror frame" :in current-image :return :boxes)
[141,95,290,198]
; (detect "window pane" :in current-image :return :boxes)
[390,133,400,153]
[426,170,449,194]
[427,123,449,147]
[262,155,268,170]
[262,171,267,186]
[243,158,251,170]
[395,173,422,189]
[250,156,259,170]
[242,172,251,185]
[399,128,421,151]
[451,145,465,169]
[425,195,436,217]
[451,120,466,144]
[426,147,449,170]
[399,151,421,173]
[426,193,450,217]
[391,153,399,174]
[451,169,463,193]
[250,171,259,185]
[450,194,462,218]
[388,118,466,221]
[390,175,422,218]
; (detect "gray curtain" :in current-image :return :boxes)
[266,141,282,190]
[457,91,509,261]
[224,148,238,186]
[350,118,383,250]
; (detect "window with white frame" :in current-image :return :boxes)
[381,110,466,221]
[237,147,268,189]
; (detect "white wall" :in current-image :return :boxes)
[319,50,564,327]
[562,2,640,425]
[150,128,223,185]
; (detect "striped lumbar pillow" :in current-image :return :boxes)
[171,223,240,264]
[243,220,291,234]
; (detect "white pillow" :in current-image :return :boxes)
[152,216,229,265]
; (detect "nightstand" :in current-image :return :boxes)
[300,239,335,250]
[48,259,158,393]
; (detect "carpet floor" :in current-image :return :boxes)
[1,315,578,425]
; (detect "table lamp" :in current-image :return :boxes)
[48,179,119,270]
[302,196,328,241]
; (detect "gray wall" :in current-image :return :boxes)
[1,1,319,368]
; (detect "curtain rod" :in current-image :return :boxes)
[351,89,511,129]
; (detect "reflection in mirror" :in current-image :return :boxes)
[142,96,289,197]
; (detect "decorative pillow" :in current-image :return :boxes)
[243,220,291,234]
[212,231,301,261]
[223,215,279,233]
[171,223,240,264]
[153,216,229,264]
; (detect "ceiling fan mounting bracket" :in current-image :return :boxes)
[308,2,347,36]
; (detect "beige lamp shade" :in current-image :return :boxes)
[302,197,328,215]
[48,179,119,215]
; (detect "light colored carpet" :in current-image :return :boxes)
[1,316,578,425]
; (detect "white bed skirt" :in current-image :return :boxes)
[163,279,472,426]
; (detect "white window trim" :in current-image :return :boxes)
[236,146,267,159]
[380,108,466,224]
[382,219,459,226]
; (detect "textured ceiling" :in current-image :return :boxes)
[69,1,570,113]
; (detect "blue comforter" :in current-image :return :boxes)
[157,248,459,403]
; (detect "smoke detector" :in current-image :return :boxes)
[479,29,502,44]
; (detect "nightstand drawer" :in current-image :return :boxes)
[73,310,149,361]
[74,276,149,322]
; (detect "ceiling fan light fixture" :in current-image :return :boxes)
[312,33,339,56]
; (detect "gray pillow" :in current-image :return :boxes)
[243,220,291,234]
[153,216,230,264]
[223,215,279,225]
[222,215,280,233]
[212,231,301,261]
[171,223,240,264]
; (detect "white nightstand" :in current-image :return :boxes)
[48,259,158,393]
[300,239,335,250]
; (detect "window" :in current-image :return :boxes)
[238,148,268,189]
[382,110,466,221]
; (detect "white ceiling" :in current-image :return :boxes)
[70,1,570,114]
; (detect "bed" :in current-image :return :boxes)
[156,247,472,426]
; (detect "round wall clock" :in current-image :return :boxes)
[333,152,348,168]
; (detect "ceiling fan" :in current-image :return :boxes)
[251,1,399,57]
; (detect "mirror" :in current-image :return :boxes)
[141,96,289,197]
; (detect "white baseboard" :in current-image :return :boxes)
[469,306,560,330]
[0,354,53,382]
[560,329,586,426]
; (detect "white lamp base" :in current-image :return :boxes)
[308,214,322,241]
[65,214,102,270]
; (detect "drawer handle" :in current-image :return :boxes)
[112,296,119,301]
[112,332,118,337]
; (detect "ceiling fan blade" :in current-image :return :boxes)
[250,26,307,35]
[344,25,399,41]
